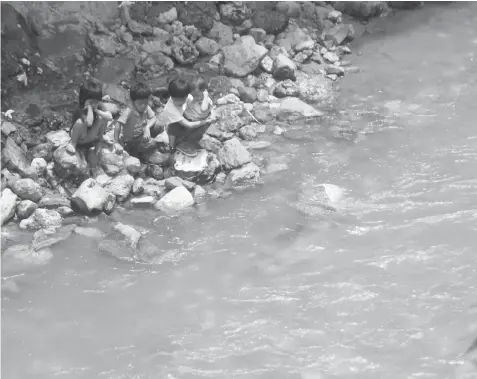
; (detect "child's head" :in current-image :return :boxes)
[78,78,103,108]
[190,76,208,99]
[168,78,190,105]
[130,81,151,113]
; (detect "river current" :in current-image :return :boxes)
[2,3,477,379]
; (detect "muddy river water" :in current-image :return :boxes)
[2,3,477,379]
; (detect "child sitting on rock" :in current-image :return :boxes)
[69,78,113,155]
[113,81,161,158]
[162,78,215,155]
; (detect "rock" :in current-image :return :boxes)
[249,28,267,43]
[143,150,171,166]
[222,36,268,78]
[31,143,54,161]
[263,162,289,174]
[128,20,153,36]
[95,174,112,187]
[239,125,257,141]
[252,10,289,35]
[174,149,209,182]
[74,226,103,239]
[276,1,301,17]
[297,183,346,216]
[154,186,194,212]
[325,64,345,76]
[19,208,62,230]
[389,2,422,9]
[219,2,251,26]
[256,89,269,103]
[217,138,252,170]
[192,185,207,203]
[324,24,352,46]
[195,37,220,56]
[334,1,389,21]
[137,52,174,74]
[16,199,37,220]
[170,35,199,65]
[273,125,284,135]
[98,148,124,176]
[143,179,167,198]
[165,177,195,191]
[31,157,47,177]
[217,93,241,106]
[238,86,257,103]
[276,25,314,53]
[242,141,272,150]
[260,55,274,73]
[125,156,141,175]
[38,194,70,209]
[99,239,136,262]
[130,196,155,207]
[296,71,334,103]
[327,10,342,22]
[199,134,223,154]
[1,188,17,225]
[293,49,313,64]
[278,97,324,121]
[114,223,141,248]
[2,244,53,267]
[273,54,297,81]
[45,130,71,149]
[2,137,32,177]
[132,178,144,195]
[158,6,178,24]
[1,120,17,137]
[274,79,300,98]
[85,32,119,58]
[146,164,164,180]
[53,146,89,180]
[71,178,115,214]
[32,224,75,251]
[141,40,172,56]
[12,178,43,202]
[208,21,234,46]
[227,162,260,186]
[176,2,217,33]
[57,206,74,217]
[323,51,339,63]
[106,174,134,202]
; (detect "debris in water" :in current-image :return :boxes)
[17,72,28,86]
[2,109,15,118]
[37,67,43,75]
[20,58,30,66]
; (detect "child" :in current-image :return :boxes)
[181,76,215,146]
[163,78,214,154]
[113,81,161,158]
[69,78,113,154]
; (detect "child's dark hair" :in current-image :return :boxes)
[130,81,151,102]
[191,76,208,92]
[168,78,190,98]
[78,78,103,108]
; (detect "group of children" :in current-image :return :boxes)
[69,76,216,169]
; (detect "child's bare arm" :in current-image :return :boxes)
[178,117,210,129]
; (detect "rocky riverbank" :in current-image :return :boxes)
[1,2,422,245]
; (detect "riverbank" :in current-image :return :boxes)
[1,2,419,238]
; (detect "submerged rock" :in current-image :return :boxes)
[154,186,194,212]
[2,244,53,268]
[114,223,141,248]
[32,224,75,251]
[19,208,63,230]
[227,162,260,186]
[277,97,324,121]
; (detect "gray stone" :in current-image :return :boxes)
[227,162,260,186]
[154,186,194,212]
[19,208,63,230]
[12,178,43,202]
[16,199,37,220]
[1,188,17,225]
[217,138,252,170]
[222,36,268,77]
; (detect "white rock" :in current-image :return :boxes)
[125,156,141,175]
[154,186,194,212]
[1,188,17,225]
[31,158,47,176]
[45,130,71,148]
[114,223,141,248]
[19,208,62,230]
[131,196,155,207]
[71,178,114,213]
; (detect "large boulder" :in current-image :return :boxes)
[251,10,289,35]
[222,36,268,77]
[45,130,70,148]
[53,146,89,180]
[176,2,217,33]
[98,148,125,176]
[106,174,134,202]
[217,138,252,170]
[71,178,115,214]
[1,188,17,225]
[296,71,334,103]
[19,208,62,230]
[154,186,194,212]
[11,178,43,202]
[277,97,324,121]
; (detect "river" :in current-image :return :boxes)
[2,3,477,379]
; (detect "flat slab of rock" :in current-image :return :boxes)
[277,98,324,121]
[32,224,75,251]
[130,196,155,207]
[174,149,208,181]
[154,186,194,213]
[38,194,71,209]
